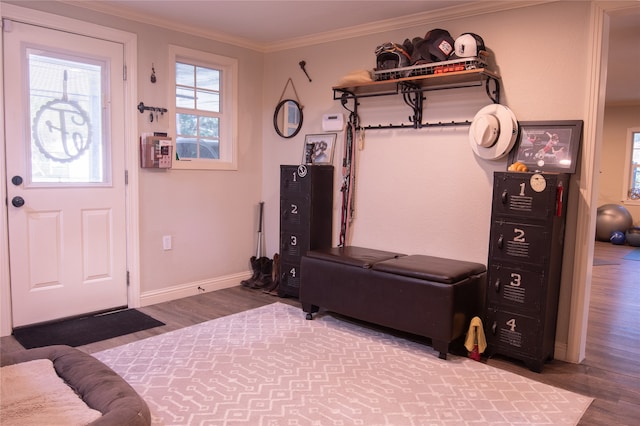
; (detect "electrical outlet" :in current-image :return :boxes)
[163,235,172,250]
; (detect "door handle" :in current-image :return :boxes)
[11,176,23,186]
[11,196,25,208]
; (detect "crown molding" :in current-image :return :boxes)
[266,1,552,52]
[61,0,266,51]
[60,0,553,53]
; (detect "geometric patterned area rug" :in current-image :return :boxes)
[94,303,592,425]
[624,248,640,261]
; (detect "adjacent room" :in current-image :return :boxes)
[1,1,639,424]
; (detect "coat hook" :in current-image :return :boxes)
[299,60,312,82]
[150,64,157,83]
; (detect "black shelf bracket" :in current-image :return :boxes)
[332,72,501,130]
[485,75,500,104]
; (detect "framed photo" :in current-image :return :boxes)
[302,133,337,165]
[508,120,583,174]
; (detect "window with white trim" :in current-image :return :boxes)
[169,45,237,170]
[623,127,640,204]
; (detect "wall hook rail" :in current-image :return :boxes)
[137,102,167,114]
[332,69,501,130]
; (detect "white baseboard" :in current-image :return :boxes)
[554,341,568,362]
[139,271,252,307]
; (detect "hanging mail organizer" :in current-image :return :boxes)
[333,57,501,130]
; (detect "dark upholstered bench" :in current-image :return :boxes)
[300,246,486,359]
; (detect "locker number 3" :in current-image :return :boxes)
[509,273,522,287]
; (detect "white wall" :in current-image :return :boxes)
[132,28,265,294]
[2,1,266,297]
[598,105,640,225]
[262,1,592,354]
[2,0,602,357]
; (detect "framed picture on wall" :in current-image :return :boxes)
[302,133,337,165]
[508,120,583,174]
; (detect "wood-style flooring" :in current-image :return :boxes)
[1,241,639,425]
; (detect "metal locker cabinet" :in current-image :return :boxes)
[484,171,570,372]
[279,165,333,297]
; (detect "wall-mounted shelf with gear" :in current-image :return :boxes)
[333,58,501,130]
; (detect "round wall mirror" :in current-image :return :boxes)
[273,99,303,138]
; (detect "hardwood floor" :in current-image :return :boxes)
[1,241,639,424]
[485,241,640,425]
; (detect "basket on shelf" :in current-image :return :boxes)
[373,54,490,82]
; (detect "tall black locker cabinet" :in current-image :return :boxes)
[484,171,570,372]
[279,165,333,298]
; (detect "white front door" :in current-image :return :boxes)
[4,20,128,327]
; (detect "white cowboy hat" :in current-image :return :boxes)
[468,104,518,160]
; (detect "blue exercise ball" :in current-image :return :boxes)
[626,227,640,247]
[595,204,633,241]
[610,231,626,245]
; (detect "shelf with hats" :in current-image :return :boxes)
[333,29,501,130]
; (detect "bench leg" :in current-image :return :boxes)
[433,340,449,360]
[302,303,319,320]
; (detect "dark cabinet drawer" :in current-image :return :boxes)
[492,172,568,220]
[489,220,550,265]
[280,165,313,195]
[487,263,545,313]
[485,307,542,356]
[280,230,310,261]
[280,197,310,229]
[279,261,302,292]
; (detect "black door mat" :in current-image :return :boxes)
[12,309,165,349]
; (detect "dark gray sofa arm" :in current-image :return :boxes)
[1,345,150,426]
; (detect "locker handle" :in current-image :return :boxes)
[497,235,504,249]
[494,278,501,293]
[501,189,508,204]
[491,321,497,335]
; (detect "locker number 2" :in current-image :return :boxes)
[513,228,526,242]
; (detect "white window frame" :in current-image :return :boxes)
[622,126,640,206]
[169,45,238,170]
